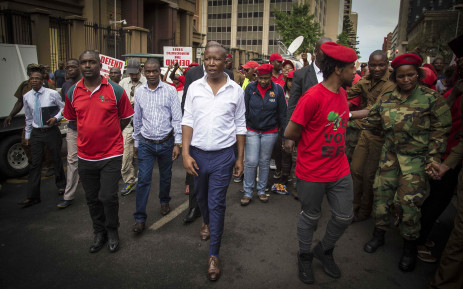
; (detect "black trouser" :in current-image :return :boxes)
[417,165,461,245]
[78,156,122,234]
[27,126,65,199]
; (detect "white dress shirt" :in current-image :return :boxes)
[132,81,182,147]
[23,86,64,139]
[182,73,246,151]
[314,62,323,84]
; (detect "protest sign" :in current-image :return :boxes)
[163,46,192,67]
[100,54,125,79]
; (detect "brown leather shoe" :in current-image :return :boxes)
[207,256,220,281]
[160,203,171,216]
[133,222,145,233]
[258,194,268,203]
[240,196,251,206]
[17,198,41,208]
[200,222,210,241]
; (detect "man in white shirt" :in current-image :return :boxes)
[182,41,246,281]
[118,59,147,196]
[18,65,65,207]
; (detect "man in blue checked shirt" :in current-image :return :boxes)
[18,64,66,208]
[131,58,182,234]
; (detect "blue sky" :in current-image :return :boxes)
[352,0,401,60]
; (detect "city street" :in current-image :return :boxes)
[0,155,456,289]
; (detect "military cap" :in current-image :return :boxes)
[320,42,357,63]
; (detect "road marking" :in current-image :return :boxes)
[149,200,189,231]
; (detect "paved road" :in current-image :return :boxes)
[0,156,456,289]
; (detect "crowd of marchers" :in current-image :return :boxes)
[3,37,463,288]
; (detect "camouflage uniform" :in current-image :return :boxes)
[364,85,451,240]
[347,71,396,217]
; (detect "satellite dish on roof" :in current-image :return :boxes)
[287,36,304,54]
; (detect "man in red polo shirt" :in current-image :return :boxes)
[284,42,357,284]
[63,50,134,254]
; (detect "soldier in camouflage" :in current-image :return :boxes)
[360,53,451,272]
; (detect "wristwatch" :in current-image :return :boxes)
[175,143,182,148]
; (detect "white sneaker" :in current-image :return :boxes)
[270,159,276,170]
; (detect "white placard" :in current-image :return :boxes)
[164,46,193,67]
[99,54,125,79]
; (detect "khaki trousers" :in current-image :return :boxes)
[63,128,79,200]
[430,168,463,289]
[121,124,137,184]
[351,130,384,217]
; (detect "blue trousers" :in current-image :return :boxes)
[134,137,174,222]
[190,145,235,256]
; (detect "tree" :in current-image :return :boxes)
[274,4,322,55]
[337,15,361,58]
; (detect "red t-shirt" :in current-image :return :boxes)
[443,88,461,160]
[291,83,350,182]
[63,77,134,161]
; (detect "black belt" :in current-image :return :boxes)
[143,130,174,144]
[33,126,56,132]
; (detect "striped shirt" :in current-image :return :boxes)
[24,86,64,139]
[133,81,182,147]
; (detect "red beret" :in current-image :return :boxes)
[269,53,284,62]
[320,42,357,63]
[287,70,294,79]
[256,63,273,75]
[422,63,438,76]
[391,53,422,69]
[420,67,437,89]
[242,61,259,69]
[282,59,295,70]
[226,54,233,58]
[189,62,199,67]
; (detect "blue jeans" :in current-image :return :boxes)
[243,130,278,197]
[134,137,174,222]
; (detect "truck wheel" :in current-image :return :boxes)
[0,134,30,178]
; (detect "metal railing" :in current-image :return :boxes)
[0,10,32,45]
[85,22,127,59]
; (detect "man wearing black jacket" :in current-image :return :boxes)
[284,37,331,153]
[181,41,235,223]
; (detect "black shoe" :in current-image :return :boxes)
[298,252,314,284]
[312,243,341,279]
[17,198,41,208]
[399,239,417,272]
[89,232,107,253]
[108,230,120,253]
[364,227,386,253]
[183,207,201,223]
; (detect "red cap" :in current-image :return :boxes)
[420,67,437,89]
[391,53,422,69]
[287,70,294,79]
[422,63,438,76]
[269,53,284,62]
[226,53,233,58]
[282,59,295,70]
[178,75,185,85]
[256,64,274,75]
[189,62,199,67]
[320,42,357,63]
[242,61,259,69]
